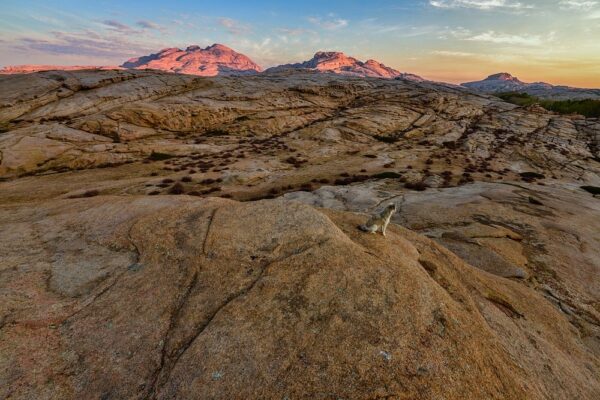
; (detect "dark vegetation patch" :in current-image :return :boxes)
[581,186,600,195]
[334,175,370,185]
[519,172,545,182]
[203,129,229,137]
[180,176,193,182]
[371,172,402,179]
[405,181,429,191]
[168,183,185,195]
[496,92,600,118]
[442,141,459,150]
[148,151,176,161]
[284,156,307,167]
[68,190,99,199]
[373,135,399,143]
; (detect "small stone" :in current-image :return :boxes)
[379,350,392,361]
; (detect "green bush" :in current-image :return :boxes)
[496,92,600,118]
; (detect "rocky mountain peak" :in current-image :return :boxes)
[205,43,234,52]
[266,51,423,80]
[462,72,600,100]
[486,72,521,82]
[120,44,262,76]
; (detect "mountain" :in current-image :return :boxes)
[462,73,600,100]
[266,51,423,81]
[121,44,262,76]
[0,65,119,74]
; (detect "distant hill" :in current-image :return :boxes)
[0,65,120,74]
[266,51,423,81]
[462,73,600,100]
[120,44,262,76]
[1,46,423,81]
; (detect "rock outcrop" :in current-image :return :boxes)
[1,195,599,399]
[266,51,423,81]
[121,44,262,76]
[0,69,597,188]
[0,69,599,399]
[462,73,600,100]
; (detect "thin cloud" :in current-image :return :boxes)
[101,20,138,34]
[429,0,533,10]
[136,20,167,33]
[431,50,479,57]
[9,29,160,60]
[218,17,252,35]
[307,16,348,30]
[465,30,543,46]
[277,28,311,36]
[559,0,598,10]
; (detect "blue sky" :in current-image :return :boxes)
[1,0,599,86]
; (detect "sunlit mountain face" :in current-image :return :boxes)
[0,0,599,87]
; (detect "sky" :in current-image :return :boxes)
[1,0,599,87]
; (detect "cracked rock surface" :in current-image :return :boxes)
[1,195,599,399]
[0,70,599,399]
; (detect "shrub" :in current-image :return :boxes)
[496,92,600,118]
[203,129,229,137]
[181,176,193,182]
[520,172,545,181]
[373,135,399,143]
[168,183,185,195]
[148,151,175,161]
[372,172,402,179]
[68,190,99,199]
[405,181,429,191]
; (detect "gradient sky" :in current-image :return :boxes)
[1,0,599,87]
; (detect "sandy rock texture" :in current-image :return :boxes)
[285,180,600,352]
[0,69,599,399]
[0,195,598,400]
[1,69,598,204]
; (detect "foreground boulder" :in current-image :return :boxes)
[1,196,598,399]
